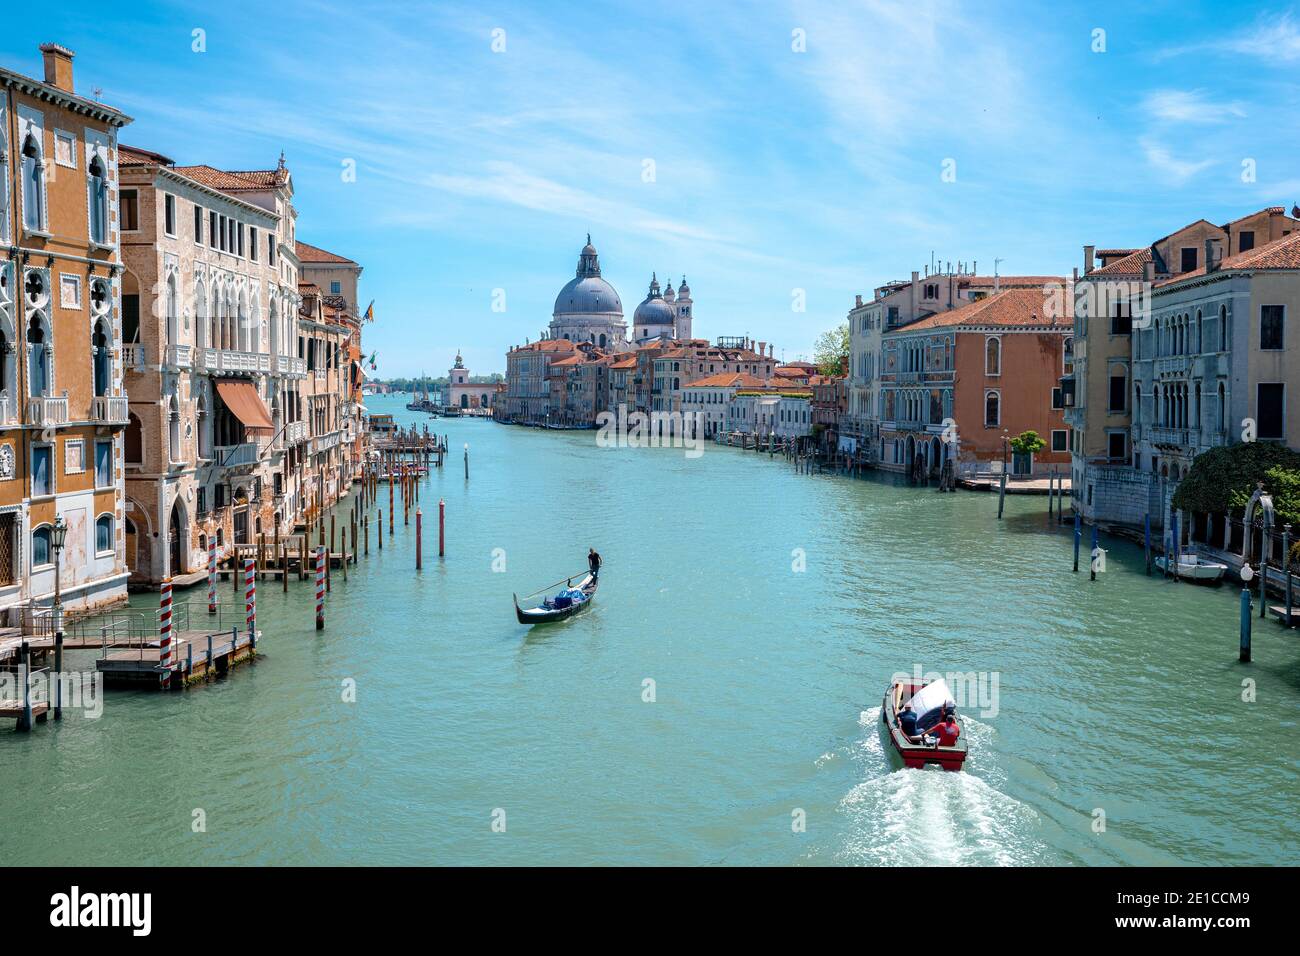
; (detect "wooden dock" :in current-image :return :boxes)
[96,628,258,687]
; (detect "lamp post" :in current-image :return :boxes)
[50,515,67,720]
[1001,430,1010,471]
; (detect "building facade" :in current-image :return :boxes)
[0,44,133,612]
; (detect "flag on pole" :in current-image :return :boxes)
[363,300,375,323]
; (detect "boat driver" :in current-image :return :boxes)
[588,548,603,580]
[897,703,921,743]
[926,707,961,748]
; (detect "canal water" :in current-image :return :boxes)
[2,393,1297,866]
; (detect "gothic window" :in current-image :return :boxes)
[92,319,110,397]
[26,313,49,396]
[984,390,1000,428]
[88,153,108,244]
[21,133,44,232]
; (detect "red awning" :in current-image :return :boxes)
[215,380,274,436]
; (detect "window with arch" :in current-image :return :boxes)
[126,412,143,466]
[31,524,52,567]
[1217,382,1226,433]
[984,389,1000,427]
[985,337,1001,376]
[1219,305,1228,351]
[195,278,207,350]
[167,394,181,464]
[88,153,108,244]
[26,312,49,396]
[92,319,110,397]
[95,513,113,554]
[21,133,44,232]
[165,274,179,346]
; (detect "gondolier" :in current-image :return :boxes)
[588,548,602,580]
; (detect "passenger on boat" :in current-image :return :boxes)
[927,709,961,748]
[897,703,921,743]
[588,548,603,580]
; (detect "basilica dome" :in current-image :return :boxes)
[552,237,623,318]
[633,274,676,329]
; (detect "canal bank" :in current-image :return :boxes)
[0,393,1295,866]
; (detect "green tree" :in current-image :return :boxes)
[1009,430,1047,455]
[1173,441,1300,525]
[813,323,850,377]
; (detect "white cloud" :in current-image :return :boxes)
[1140,138,1215,184]
[1156,11,1300,62]
[1143,89,1246,124]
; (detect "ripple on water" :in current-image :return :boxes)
[833,708,1050,866]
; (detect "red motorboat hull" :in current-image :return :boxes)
[881,680,968,771]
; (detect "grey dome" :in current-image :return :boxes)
[634,296,675,326]
[554,275,623,317]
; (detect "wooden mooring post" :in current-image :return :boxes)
[1240,584,1252,662]
[997,472,1007,520]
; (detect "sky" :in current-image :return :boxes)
[9,1,1300,376]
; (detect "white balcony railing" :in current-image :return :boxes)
[276,355,307,377]
[92,396,130,425]
[27,395,69,428]
[1149,426,1191,447]
[165,344,193,369]
[314,431,341,453]
[0,394,13,426]
[123,345,147,371]
[213,442,260,468]
[284,421,309,446]
[197,349,272,374]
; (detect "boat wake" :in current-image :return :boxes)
[832,708,1049,866]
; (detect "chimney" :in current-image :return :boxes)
[855,294,863,308]
[769,344,774,358]
[1083,245,1095,275]
[758,341,766,357]
[1204,239,1218,273]
[39,43,75,93]
[1143,260,1155,284]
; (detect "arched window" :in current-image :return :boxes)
[167,394,181,463]
[88,154,108,244]
[1195,309,1203,353]
[197,391,211,459]
[598,333,606,348]
[26,313,48,396]
[1133,381,1142,424]
[31,524,51,567]
[166,274,179,346]
[92,319,110,396]
[195,278,207,350]
[95,513,113,554]
[1219,305,1228,351]
[1217,382,1226,433]
[985,337,1001,376]
[126,412,143,465]
[984,390,1000,427]
[21,133,43,232]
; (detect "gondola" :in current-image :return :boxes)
[880,676,968,771]
[514,572,598,625]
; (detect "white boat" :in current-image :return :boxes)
[1156,551,1228,583]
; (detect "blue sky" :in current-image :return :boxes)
[9,1,1300,376]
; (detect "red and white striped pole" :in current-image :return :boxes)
[244,557,256,645]
[315,546,325,630]
[159,577,173,689]
[208,536,217,614]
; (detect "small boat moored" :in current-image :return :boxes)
[1155,551,1228,583]
[514,572,598,625]
[881,677,968,772]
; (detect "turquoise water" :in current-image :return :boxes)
[2,393,1297,866]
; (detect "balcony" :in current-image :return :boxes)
[1155,356,1191,377]
[27,395,69,428]
[284,420,308,446]
[1059,376,1076,408]
[165,344,193,369]
[276,355,307,377]
[91,396,130,425]
[123,345,147,371]
[1149,426,1191,447]
[197,349,272,374]
[213,442,260,468]
[313,431,341,453]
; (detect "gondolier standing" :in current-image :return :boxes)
[588,548,602,581]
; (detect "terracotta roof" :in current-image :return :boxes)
[1091,247,1153,277]
[684,372,769,388]
[172,164,280,191]
[961,275,1061,289]
[225,168,288,188]
[1095,249,1138,258]
[774,367,810,378]
[1159,231,1300,287]
[513,339,577,353]
[609,355,638,369]
[896,287,1070,332]
[298,282,322,295]
[296,241,357,265]
[119,144,174,166]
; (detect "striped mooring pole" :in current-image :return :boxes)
[208,536,218,614]
[244,558,256,646]
[159,577,173,689]
[315,546,326,630]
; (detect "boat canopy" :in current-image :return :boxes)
[907,678,956,729]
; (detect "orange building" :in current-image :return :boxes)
[0,44,133,612]
[878,288,1072,478]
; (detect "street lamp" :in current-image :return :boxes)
[1002,429,1010,471]
[50,515,67,721]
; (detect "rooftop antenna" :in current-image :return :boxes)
[93,86,102,102]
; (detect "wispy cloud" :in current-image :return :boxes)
[1140,138,1215,184]
[1142,89,1246,124]
[1155,11,1300,61]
